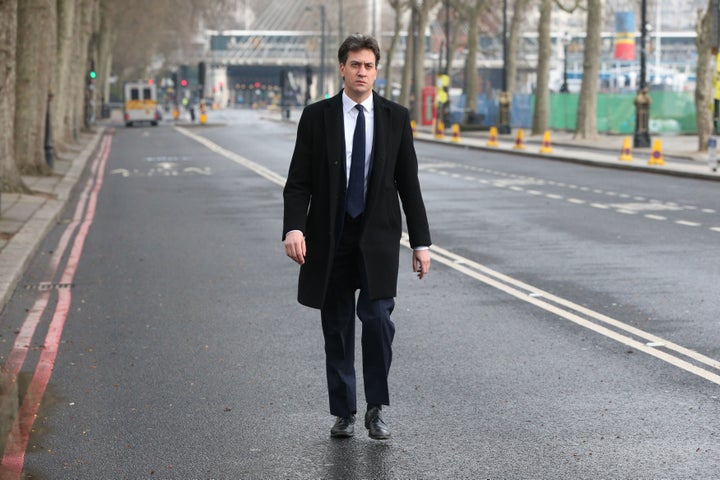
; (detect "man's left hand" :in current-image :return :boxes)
[412,249,431,280]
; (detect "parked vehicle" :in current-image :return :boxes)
[123,81,160,127]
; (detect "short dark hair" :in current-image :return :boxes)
[338,34,381,65]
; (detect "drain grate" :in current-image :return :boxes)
[23,282,74,291]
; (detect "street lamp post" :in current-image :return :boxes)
[306,5,327,98]
[633,0,651,148]
[560,32,571,93]
[498,0,511,134]
[320,5,326,98]
[443,0,451,125]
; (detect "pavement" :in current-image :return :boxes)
[413,126,720,181]
[1,117,719,316]
[0,128,105,313]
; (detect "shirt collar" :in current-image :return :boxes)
[342,91,374,114]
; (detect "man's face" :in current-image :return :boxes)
[340,48,378,103]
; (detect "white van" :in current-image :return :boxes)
[123,82,159,126]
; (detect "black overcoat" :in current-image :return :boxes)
[283,91,431,309]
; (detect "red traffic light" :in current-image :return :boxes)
[147,79,154,85]
[180,79,188,87]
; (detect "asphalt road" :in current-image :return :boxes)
[1,109,719,479]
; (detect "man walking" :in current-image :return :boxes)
[283,34,431,440]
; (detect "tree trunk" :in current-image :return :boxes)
[574,0,602,139]
[399,7,415,109]
[695,4,713,152]
[53,0,78,150]
[15,0,55,175]
[463,2,481,122]
[383,0,404,99]
[532,0,552,135]
[507,0,530,95]
[0,0,27,193]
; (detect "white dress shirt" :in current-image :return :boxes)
[342,91,374,194]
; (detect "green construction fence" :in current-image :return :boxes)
[545,91,697,135]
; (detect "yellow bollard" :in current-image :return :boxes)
[451,124,461,142]
[619,136,633,161]
[513,129,526,149]
[487,126,499,147]
[435,120,445,139]
[648,139,665,165]
[539,130,553,153]
[198,102,207,125]
[172,108,179,120]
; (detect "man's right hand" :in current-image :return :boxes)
[284,230,306,265]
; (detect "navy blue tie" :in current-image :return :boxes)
[346,104,365,218]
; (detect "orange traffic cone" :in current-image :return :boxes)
[487,126,499,147]
[619,136,633,161]
[513,129,526,149]
[451,123,461,142]
[410,120,416,137]
[648,139,665,165]
[539,130,553,153]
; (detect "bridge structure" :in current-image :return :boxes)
[201,29,337,108]
[192,26,698,110]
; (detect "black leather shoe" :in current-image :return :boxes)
[364,406,390,440]
[330,415,355,438]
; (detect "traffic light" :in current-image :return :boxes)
[179,64,189,88]
[88,60,96,83]
[198,61,206,86]
[171,72,179,89]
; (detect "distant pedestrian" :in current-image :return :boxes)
[283,33,431,440]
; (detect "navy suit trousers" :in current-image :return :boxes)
[320,215,396,418]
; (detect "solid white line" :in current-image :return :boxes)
[411,240,720,385]
[175,126,286,187]
[179,126,720,387]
